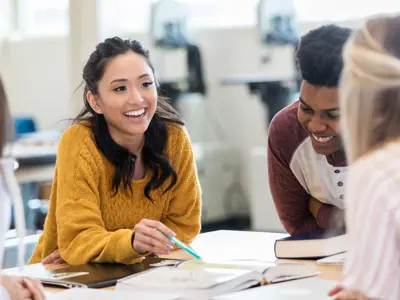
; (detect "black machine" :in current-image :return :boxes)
[150,0,206,109]
[256,0,301,123]
[220,0,301,128]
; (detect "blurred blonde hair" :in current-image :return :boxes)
[340,14,400,163]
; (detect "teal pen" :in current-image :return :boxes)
[157,229,202,260]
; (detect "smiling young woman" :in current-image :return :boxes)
[28,37,202,265]
[267,25,352,235]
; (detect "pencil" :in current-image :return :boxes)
[157,229,202,260]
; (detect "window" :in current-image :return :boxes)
[99,0,259,35]
[182,0,259,29]
[90,0,400,38]
[294,0,400,22]
[4,0,400,39]
[98,0,156,37]
[0,0,12,37]
[18,0,69,36]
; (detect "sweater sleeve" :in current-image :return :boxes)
[267,114,321,235]
[56,134,143,265]
[162,126,201,245]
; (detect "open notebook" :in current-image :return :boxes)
[117,266,262,299]
[116,259,319,299]
[174,260,320,284]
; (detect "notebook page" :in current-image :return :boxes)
[118,267,252,290]
[316,252,346,265]
[47,288,183,300]
[177,259,272,273]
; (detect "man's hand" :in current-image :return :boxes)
[308,196,323,218]
[0,276,45,300]
[41,249,66,265]
[331,208,345,229]
[308,197,345,228]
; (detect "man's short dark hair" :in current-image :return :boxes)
[296,25,352,88]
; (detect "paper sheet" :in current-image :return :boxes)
[316,252,346,265]
[46,288,182,300]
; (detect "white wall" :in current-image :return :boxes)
[1,36,71,130]
[0,19,364,206]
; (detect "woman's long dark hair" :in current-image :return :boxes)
[74,37,184,199]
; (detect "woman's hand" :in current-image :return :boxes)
[0,276,45,300]
[329,285,370,300]
[41,249,66,265]
[133,219,176,255]
[22,278,46,300]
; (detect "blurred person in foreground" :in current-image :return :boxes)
[329,14,400,300]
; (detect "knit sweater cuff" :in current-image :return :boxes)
[130,230,152,258]
[117,229,149,263]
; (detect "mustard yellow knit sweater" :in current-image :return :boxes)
[29,123,202,265]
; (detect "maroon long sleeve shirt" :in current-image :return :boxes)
[267,101,347,235]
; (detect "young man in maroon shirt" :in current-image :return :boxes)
[268,25,352,235]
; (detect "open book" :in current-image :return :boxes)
[117,266,262,299]
[116,260,319,299]
[174,260,320,284]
